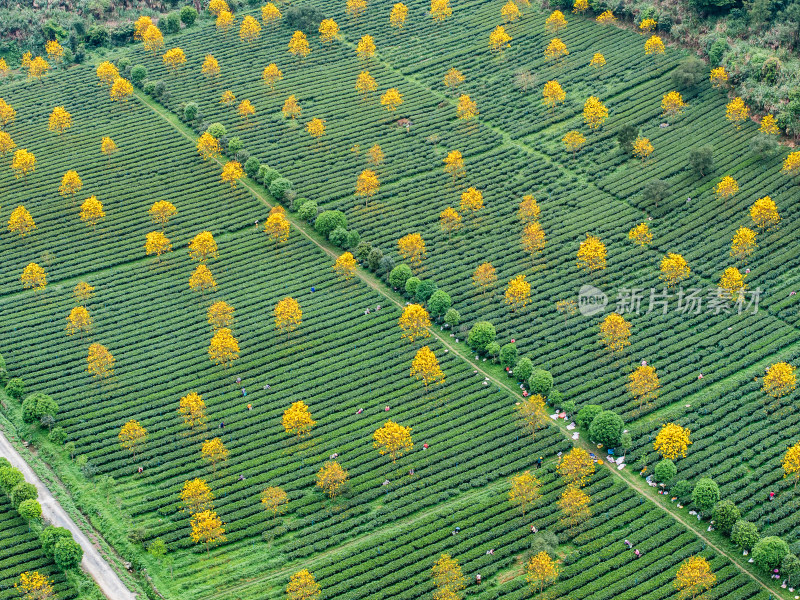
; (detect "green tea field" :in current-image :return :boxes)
[1,0,800,599]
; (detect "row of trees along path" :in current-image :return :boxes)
[133,88,790,599]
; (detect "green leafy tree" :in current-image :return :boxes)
[617,124,637,152]
[314,210,347,237]
[529,370,553,396]
[404,276,421,297]
[588,410,623,447]
[688,146,714,177]
[21,393,58,426]
[712,499,740,535]
[672,479,693,503]
[692,478,719,513]
[731,519,760,551]
[11,481,37,508]
[671,57,706,88]
[500,343,518,369]
[5,377,25,399]
[428,290,452,319]
[576,405,603,430]
[18,498,42,525]
[40,527,72,556]
[752,536,789,572]
[0,466,23,495]
[53,537,83,570]
[444,308,460,329]
[515,358,534,382]
[415,280,438,303]
[782,554,800,587]
[180,5,198,25]
[389,264,412,289]
[642,179,671,209]
[620,432,632,458]
[654,459,676,483]
[468,321,496,353]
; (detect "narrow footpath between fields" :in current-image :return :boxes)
[0,429,138,600]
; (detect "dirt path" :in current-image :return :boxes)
[0,429,138,600]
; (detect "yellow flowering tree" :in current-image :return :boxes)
[110,78,133,102]
[11,149,35,178]
[522,221,546,258]
[557,447,595,486]
[381,88,403,111]
[460,187,484,214]
[456,94,478,120]
[518,195,540,222]
[207,301,234,331]
[216,10,234,34]
[489,26,512,54]
[96,61,119,86]
[356,34,376,60]
[316,461,348,498]
[781,151,800,177]
[390,3,408,28]
[221,161,243,187]
[659,253,690,287]
[149,200,178,227]
[715,175,739,203]
[644,35,665,57]
[501,1,521,22]
[261,487,289,517]
[710,66,728,88]
[410,345,445,387]
[763,362,796,399]
[562,130,585,157]
[202,55,220,79]
[515,394,548,439]
[373,421,413,463]
[599,313,631,353]
[286,570,321,600]
[439,207,462,237]
[577,233,607,272]
[674,556,715,599]
[472,262,497,296]
[545,10,567,32]
[526,552,559,594]
[559,485,592,529]
[190,264,217,294]
[398,304,431,342]
[319,18,339,43]
[190,509,226,554]
[288,31,311,58]
[48,106,71,134]
[356,169,379,205]
[718,266,746,299]
[430,0,452,21]
[726,97,749,130]
[15,571,54,600]
[262,63,283,90]
[654,423,691,460]
[443,149,465,180]
[261,2,281,25]
[8,206,35,237]
[750,196,780,230]
[544,38,568,65]
[628,365,660,409]
[730,227,757,262]
[208,327,238,366]
[201,438,229,472]
[118,419,146,458]
[87,343,114,378]
[782,440,800,488]
[162,48,186,73]
[443,67,465,91]
[101,136,118,159]
[355,71,377,99]
[759,114,779,135]
[178,392,207,431]
[239,15,262,43]
[542,80,566,114]
[398,232,426,267]
[66,306,92,336]
[145,231,172,259]
[237,99,256,123]
[275,297,302,338]
[333,252,357,281]
[662,91,687,117]
[282,401,316,437]
[583,96,609,130]
[639,17,657,32]
[628,222,652,246]
[509,471,541,517]
[282,95,302,119]
[142,25,164,53]
[346,0,366,20]
[590,53,606,70]
[180,479,214,515]
[264,212,290,247]
[80,196,106,228]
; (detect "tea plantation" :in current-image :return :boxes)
[0,0,799,598]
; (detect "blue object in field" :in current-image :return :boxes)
[608,449,615,455]
[311,287,315,292]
